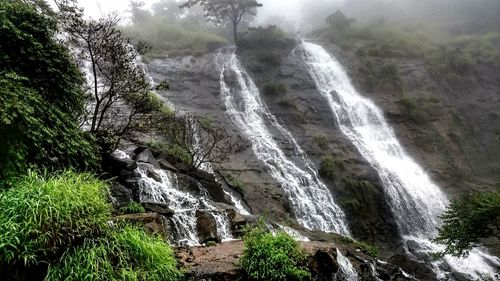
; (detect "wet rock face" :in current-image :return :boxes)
[196,210,220,244]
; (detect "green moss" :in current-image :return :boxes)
[400,95,441,124]
[263,82,287,96]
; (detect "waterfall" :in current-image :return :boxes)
[111,149,233,246]
[216,50,350,235]
[335,249,359,281]
[296,41,500,279]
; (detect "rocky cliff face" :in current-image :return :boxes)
[142,32,500,279]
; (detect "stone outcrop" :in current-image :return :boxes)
[177,241,414,281]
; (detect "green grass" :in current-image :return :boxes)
[227,174,245,195]
[119,202,145,214]
[400,95,441,124]
[122,18,228,57]
[46,225,183,281]
[313,135,329,150]
[240,226,310,281]
[319,155,344,180]
[0,171,110,265]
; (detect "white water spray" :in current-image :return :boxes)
[217,50,349,235]
[296,41,499,279]
[336,249,359,281]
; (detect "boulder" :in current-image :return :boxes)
[158,159,178,172]
[114,213,168,237]
[196,210,220,244]
[109,182,134,208]
[142,202,174,216]
[105,151,138,178]
[135,148,160,168]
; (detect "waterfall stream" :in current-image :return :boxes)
[335,249,359,281]
[113,150,233,246]
[216,50,350,235]
[296,41,500,279]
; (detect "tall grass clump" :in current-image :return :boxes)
[240,226,310,281]
[46,226,183,281]
[0,171,110,265]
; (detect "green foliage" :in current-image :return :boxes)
[434,191,500,257]
[337,236,380,258]
[0,171,110,265]
[205,241,217,247]
[0,1,99,179]
[46,225,183,281]
[119,202,146,214]
[319,155,344,180]
[357,58,401,92]
[313,136,329,150]
[240,226,310,281]
[239,26,290,50]
[227,174,245,195]
[340,178,377,211]
[0,73,99,180]
[326,10,355,33]
[263,82,287,96]
[0,0,85,114]
[400,95,441,124]
[123,16,228,57]
[166,144,194,164]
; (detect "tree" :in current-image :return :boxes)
[434,191,500,257]
[57,1,168,150]
[326,9,355,33]
[0,0,98,180]
[129,1,152,25]
[158,114,242,170]
[180,0,263,45]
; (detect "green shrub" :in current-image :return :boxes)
[227,174,245,195]
[119,202,146,214]
[319,155,343,180]
[263,82,287,96]
[239,25,290,50]
[0,171,110,265]
[313,135,329,150]
[46,226,183,281]
[166,144,193,164]
[240,227,310,281]
[400,95,441,124]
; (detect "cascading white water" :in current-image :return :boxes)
[134,160,233,245]
[217,50,350,235]
[296,41,500,279]
[335,249,359,281]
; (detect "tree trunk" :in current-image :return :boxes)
[232,21,238,47]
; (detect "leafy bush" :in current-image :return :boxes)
[340,178,377,210]
[119,202,146,214]
[239,25,290,50]
[240,227,310,281]
[227,174,245,195]
[263,82,287,96]
[319,155,344,180]
[0,1,99,180]
[434,191,500,257]
[46,226,183,281]
[0,171,110,265]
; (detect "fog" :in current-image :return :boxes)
[57,0,500,34]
